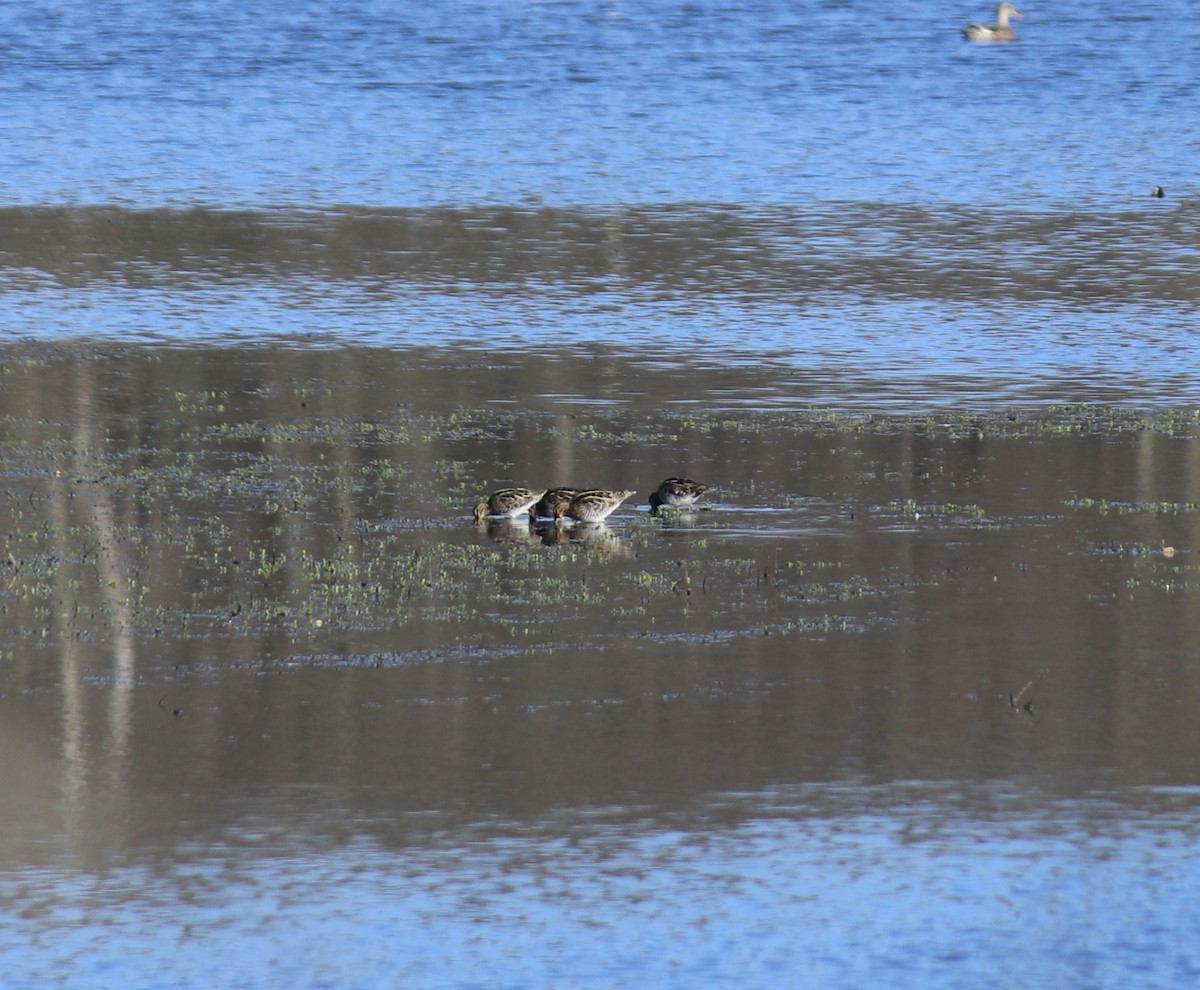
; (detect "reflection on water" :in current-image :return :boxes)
[5,0,1200,981]
[2,204,1197,408]
[2,203,1196,302]
[3,347,1200,985]
[539,520,632,555]
[478,516,541,547]
[2,786,1198,989]
[3,344,1200,821]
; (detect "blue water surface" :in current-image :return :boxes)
[3,787,1199,990]
[2,3,1200,987]
[0,0,1194,209]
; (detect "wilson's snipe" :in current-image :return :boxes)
[553,489,636,523]
[648,477,708,512]
[473,487,546,523]
[531,487,580,519]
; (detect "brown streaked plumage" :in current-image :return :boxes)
[648,477,709,512]
[531,487,580,519]
[473,487,545,523]
[553,489,636,524]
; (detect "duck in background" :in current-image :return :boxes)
[963,2,1022,41]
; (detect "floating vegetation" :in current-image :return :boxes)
[1067,498,1200,515]
[5,346,1200,681]
[632,404,1200,441]
[872,499,988,520]
[0,434,900,662]
[192,419,415,447]
[1090,541,1180,556]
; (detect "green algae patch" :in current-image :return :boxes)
[1067,498,1200,515]
[873,499,988,520]
[5,367,1200,675]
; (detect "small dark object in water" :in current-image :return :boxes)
[1152,186,1165,198]
[1009,680,1034,714]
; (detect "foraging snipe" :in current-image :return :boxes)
[531,487,579,519]
[648,477,708,511]
[553,489,636,523]
[473,487,546,523]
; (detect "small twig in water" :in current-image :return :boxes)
[1009,681,1034,714]
[158,696,184,717]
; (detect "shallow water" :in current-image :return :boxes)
[3,788,1199,990]
[4,349,1200,987]
[2,203,1198,408]
[3,0,1200,985]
